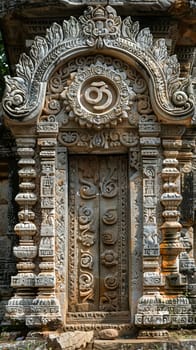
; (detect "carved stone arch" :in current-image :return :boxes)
[2,4,196,336]
[2,5,195,125]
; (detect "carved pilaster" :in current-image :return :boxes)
[26,123,61,328]
[56,147,69,324]
[6,138,37,323]
[160,138,187,292]
[127,148,143,325]
[140,126,161,294]
[178,133,196,317]
[135,116,169,336]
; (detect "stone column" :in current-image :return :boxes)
[6,138,37,323]
[178,133,196,324]
[159,129,194,328]
[135,116,169,337]
[26,122,61,328]
[160,138,186,292]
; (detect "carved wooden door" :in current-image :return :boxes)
[68,155,129,313]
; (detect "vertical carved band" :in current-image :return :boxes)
[160,140,183,272]
[160,139,187,292]
[139,118,162,294]
[6,138,37,322]
[26,125,61,327]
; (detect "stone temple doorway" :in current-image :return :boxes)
[68,155,129,314]
[2,4,195,336]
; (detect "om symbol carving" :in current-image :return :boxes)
[62,61,133,128]
[83,81,113,112]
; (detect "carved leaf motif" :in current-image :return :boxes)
[46,22,64,48]
[152,38,168,62]
[163,55,180,82]
[121,17,139,42]
[63,17,81,38]
[16,53,34,82]
[30,36,48,63]
[137,27,153,50]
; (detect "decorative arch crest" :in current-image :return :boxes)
[2,4,195,124]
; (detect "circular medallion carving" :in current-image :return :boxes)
[61,61,135,129]
[80,77,118,114]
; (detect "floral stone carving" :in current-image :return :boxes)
[60,61,135,128]
[2,5,195,124]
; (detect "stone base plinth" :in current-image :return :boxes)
[93,339,196,350]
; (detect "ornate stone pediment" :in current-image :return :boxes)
[2,5,195,125]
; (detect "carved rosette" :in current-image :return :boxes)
[60,62,135,129]
[6,139,37,322]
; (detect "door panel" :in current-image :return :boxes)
[68,155,129,313]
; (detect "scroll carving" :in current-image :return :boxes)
[68,156,129,314]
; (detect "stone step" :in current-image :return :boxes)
[93,339,196,350]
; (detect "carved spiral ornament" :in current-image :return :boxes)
[172,91,188,107]
[104,274,119,290]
